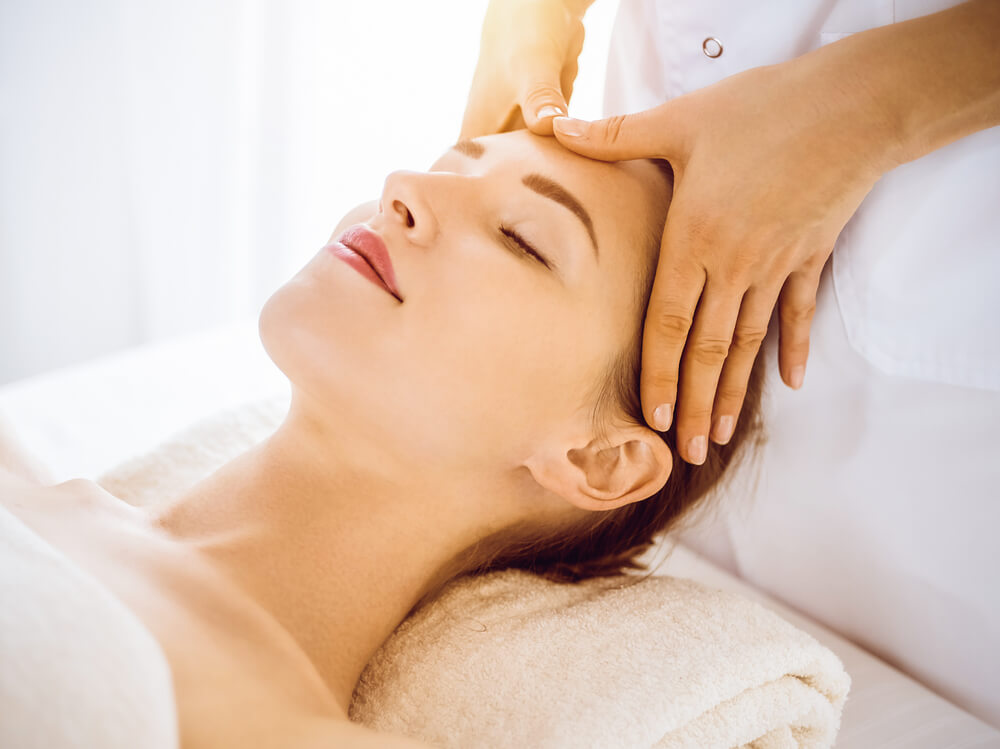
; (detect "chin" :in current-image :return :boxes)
[261,248,377,359]
[256,270,398,429]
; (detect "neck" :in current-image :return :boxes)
[147,394,527,714]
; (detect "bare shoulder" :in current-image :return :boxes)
[289,714,438,749]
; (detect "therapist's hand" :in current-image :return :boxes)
[460,0,593,139]
[553,59,895,465]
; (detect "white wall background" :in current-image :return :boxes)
[0,0,618,386]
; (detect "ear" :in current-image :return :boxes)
[524,423,673,512]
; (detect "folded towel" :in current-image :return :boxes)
[96,397,850,748]
[352,569,849,749]
[0,501,177,749]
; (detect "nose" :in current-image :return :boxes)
[379,170,440,247]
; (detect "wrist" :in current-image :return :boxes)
[777,49,904,181]
[560,0,597,20]
[808,31,928,174]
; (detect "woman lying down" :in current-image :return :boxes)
[0,129,764,748]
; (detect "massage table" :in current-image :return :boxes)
[1,318,998,748]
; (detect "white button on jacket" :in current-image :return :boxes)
[603,0,1000,729]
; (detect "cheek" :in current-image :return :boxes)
[400,281,600,462]
[258,247,615,469]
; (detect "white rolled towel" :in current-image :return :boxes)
[97,397,850,748]
[351,569,848,749]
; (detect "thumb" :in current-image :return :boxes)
[552,103,675,161]
[513,43,570,135]
[520,81,569,135]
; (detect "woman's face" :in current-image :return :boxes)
[260,130,670,474]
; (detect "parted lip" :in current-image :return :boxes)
[336,224,402,301]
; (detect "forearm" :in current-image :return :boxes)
[806,0,1000,171]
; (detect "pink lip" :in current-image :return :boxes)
[325,225,403,302]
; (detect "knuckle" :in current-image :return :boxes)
[783,338,811,358]
[522,84,563,108]
[651,310,694,341]
[715,383,748,406]
[718,264,749,290]
[803,251,831,274]
[780,301,817,327]
[642,357,679,389]
[689,336,731,367]
[679,403,715,424]
[596,114,627,144]
[730,325,767,353]
[645,369,678,392]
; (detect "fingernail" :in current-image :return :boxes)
[790,365,805,390]
[536,104,564,120]
[553,116,586,137]
[652,403,672,431]
[712,415,735,445]
[687,435,708,465]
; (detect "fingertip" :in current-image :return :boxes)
[686,435,708,465]
[525,104,567,136]
[535,104,565,120]
[789,365,805,390]
[552,115,587,138]
[716,414,737,445]
[651,403,673,432]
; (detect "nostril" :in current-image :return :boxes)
[392,199,415,228]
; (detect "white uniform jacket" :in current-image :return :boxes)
[603,0,1000,728]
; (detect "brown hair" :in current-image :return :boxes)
[466,158,767,584]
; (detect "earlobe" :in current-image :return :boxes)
[525,424,673,512]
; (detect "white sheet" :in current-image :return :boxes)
[0,499,177,749]
[1,318,998,748]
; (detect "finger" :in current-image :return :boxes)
[552,99,678,161]
[639,249,707,434]
[710,285,778,445]
[777,266,823,390]
[502,37,567,135]
[674,282,745,465]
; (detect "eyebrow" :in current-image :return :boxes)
[452,138,485,159]
[449,139,599,259]
[521,174,598,257]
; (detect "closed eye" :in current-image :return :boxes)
[499,224,552,270]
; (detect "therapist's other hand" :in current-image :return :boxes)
[460,0,592,139]
[553,60,893,465]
